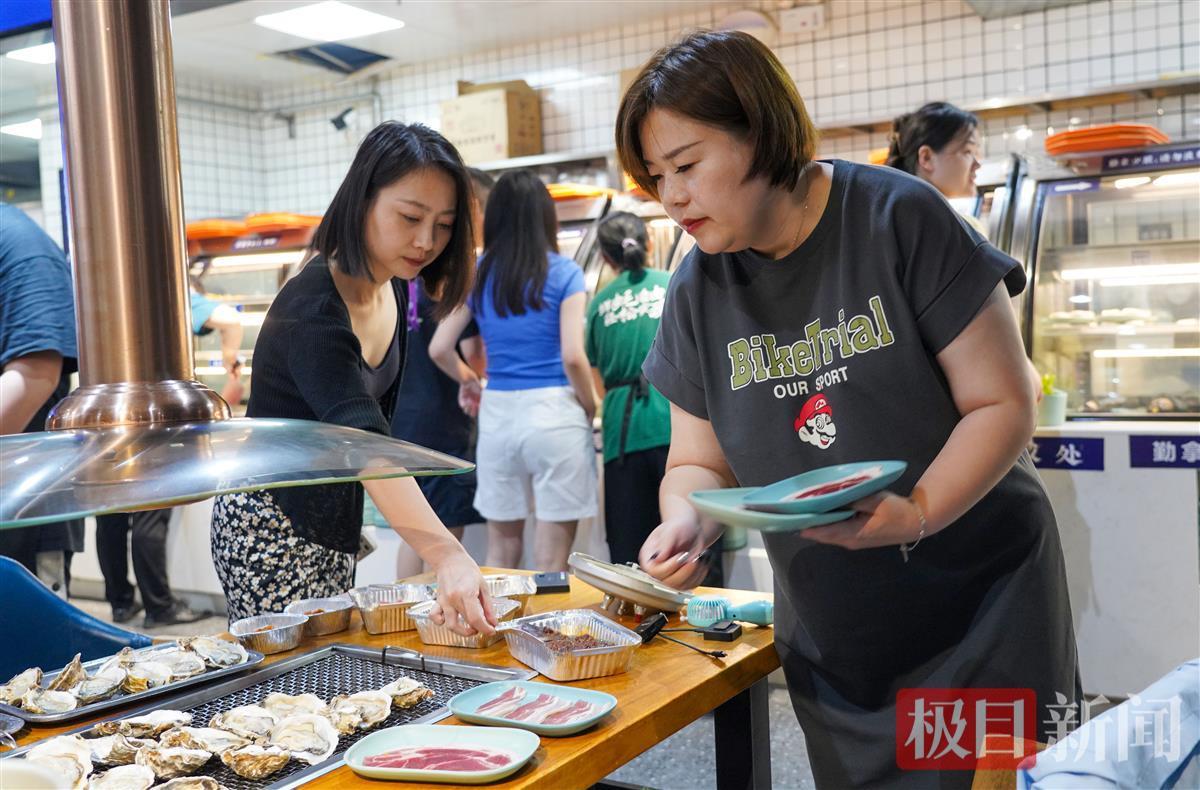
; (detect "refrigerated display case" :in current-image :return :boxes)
[1006,141,1200,697]
[1011,141,1200,421]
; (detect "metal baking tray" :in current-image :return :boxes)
[409,597,522,649]
[0,641,264,725]
[347,583,434,634]
[0,644,535,790]
[500,609,641,682]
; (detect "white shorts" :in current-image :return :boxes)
[474,386,598,522]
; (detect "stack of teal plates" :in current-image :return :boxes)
[688,460,907,533]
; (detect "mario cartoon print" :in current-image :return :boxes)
[795,394,836,449]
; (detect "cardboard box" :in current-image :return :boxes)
[440,80,542,164]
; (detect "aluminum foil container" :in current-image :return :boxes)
[284,595,353,636]
[409,596,522,649]
[500,609,641,682]
[347,583,435,635]
[483,574,538,616]
[229,613,308,655]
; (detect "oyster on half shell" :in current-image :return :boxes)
[178,636,247,668]
[134,745,212,780]
[267,713,338,765]
[21,687,78,714]
[0,666,42,704]
[160,726,251,754]
[47,654,87,692]
[86,764,156,790]
[93,709,192,738]
[327,690,391,734]
[208,705,277,740]
[72,674,123,704]
[219,744,290,780]
[260,692,328,720]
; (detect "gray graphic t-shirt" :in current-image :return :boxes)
[643,161,1077,786]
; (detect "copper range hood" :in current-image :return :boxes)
[0,0,469,528]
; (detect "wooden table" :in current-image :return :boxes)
[14,571,779,789]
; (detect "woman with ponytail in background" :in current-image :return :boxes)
[584,212,674,566]
[886,101,989,237]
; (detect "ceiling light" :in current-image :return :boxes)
[0,118,42,139]
[210,251,305,269]
[1068,294,1092,304]
[1060,263,1200,281]
[5,42,55,64]
[1114,176,1151,189]
[1092,348,1199,359]
[254,1,403,43]
[1014,126,1033,140]
[1099,274,1200,287]
[1153,171,1200,188]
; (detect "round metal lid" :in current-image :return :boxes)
[568,552,691,613]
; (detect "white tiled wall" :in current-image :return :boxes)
[37,0,1200,226]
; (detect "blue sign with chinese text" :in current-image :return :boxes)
[1030,437,1104,471]
[1129,435,1200,468]
[1101,146,1200,172]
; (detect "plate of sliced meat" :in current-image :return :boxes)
[740,460,908,514]
[344,724,539,783]
[449,680,617,736]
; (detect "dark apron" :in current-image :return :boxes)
[606,373,651,465]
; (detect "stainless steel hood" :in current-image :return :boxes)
[0,0,469,528]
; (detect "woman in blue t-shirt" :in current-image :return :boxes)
[430,170,596,572]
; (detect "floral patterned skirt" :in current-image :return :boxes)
[210,490,355,623]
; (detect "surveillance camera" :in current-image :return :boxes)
[331,107,357,131]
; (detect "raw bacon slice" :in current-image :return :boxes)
[785,466,882,500]
[475,685,526,717]
[540,699,597,726]
[362,746,514,771]
[503,693,559,722]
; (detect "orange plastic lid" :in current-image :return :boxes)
[186,219,247,240]
[868,147,889,165]
[547,183,617,201]
[1045,123,1169,155]
[244,213,322,234]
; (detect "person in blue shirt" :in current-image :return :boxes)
[430,170,596,572]
[0,202,83,596]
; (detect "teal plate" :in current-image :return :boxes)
[450,680,617,736]
[689,488,855,532]
[344,724,540,784]
[741,461,908,514]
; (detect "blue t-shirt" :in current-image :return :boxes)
[0,203,78,377]
[472,252,586,391]
[189,289,219,335]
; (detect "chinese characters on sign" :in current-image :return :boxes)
[1101,147,1200,172]
[1030,437,1104,470]
[1129,436,1200,468]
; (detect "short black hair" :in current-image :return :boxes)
[886,102,979,175]
[474,170,558,318]
[616,30,818,199]
[312,122,475,318]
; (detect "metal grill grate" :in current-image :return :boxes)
[130,652,486,790]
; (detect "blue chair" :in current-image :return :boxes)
[0,556,152,680]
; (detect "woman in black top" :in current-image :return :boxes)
[210,123,497,637]
[618,33,1078,787]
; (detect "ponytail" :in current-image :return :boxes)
[597,211,649,275]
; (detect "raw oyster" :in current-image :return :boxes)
[86,764,155,790]
[219,744,290,780]
[134,745,211,780]
[178,636,247,668]
[153,650,207,680]
[267,713,338,765]
[327,690,392,734]
[94,709,192,738]
[160,726,251,753]
[21,687,78,714]
[24,753,89,790]
[0,667,42,704]
[380,676,434,709]
[88,733,156,765]
[27,734,93,789]
[208,705,277,739]
[72,674,123,704]
[157,778,227,790]
[95,648,135,680]
[47,654,87,692]
[121,662,171,694]
[261,692,328,719]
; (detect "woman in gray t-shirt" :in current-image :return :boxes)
[616,32,1079,789]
